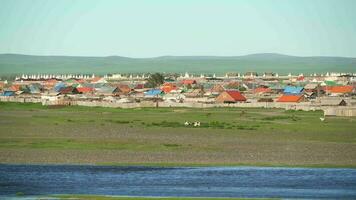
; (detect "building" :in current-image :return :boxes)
[276,94,304,103]
[216,90,247,103]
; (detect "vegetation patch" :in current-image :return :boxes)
[261,115,301,121]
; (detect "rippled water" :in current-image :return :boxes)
[1,164,356,199]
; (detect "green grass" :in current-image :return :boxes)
[52,194,277,200]
[1,102,356,167]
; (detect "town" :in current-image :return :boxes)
[1,71,355,117]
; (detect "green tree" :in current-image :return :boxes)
[146,73,164,88]
[238,86,247,92]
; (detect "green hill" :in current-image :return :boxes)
[0,53,355,76]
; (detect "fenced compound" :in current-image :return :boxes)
[1,96,356,116]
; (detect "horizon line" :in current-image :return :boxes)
[1,52,356,59]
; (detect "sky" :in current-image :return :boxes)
[0,0,356,58]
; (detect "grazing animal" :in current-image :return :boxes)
[184,121,190,126]
[193,121,201,127]
[320,117,325,122]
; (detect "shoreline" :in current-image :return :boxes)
[2,162,356,169]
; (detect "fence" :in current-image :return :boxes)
[1,96,356,116]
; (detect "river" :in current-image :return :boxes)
[1,164,356,199]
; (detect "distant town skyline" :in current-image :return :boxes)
[1,0,356,58]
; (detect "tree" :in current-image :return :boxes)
[238,86,247,92]
[146,73,164,88]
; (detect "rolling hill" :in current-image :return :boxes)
[0,53,355,76]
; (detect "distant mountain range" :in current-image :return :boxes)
[0,53,355,76]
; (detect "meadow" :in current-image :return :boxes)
[51,195,275,200]
[0,102,356,167]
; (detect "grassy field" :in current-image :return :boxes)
[49,195,275,200]
[1,102,356,167]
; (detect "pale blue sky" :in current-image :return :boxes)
[0,0,356,57]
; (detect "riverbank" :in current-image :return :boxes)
[51,195,276,200]
[1,102,356,168]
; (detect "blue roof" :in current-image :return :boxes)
[2,91,15,96]
[54,82,66,92]
[283,86,304,94]
[144,89,163,96]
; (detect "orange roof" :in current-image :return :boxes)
[76,87,94,93]
[277,95,303,102]
[326,86,353,93]
[226,90,246,101]
[161,83,177,93]
[117,84,131,94]
[254,87,271,93]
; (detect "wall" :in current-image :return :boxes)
[1,96,356,117]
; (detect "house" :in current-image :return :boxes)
[75,87,94,94]
[181,79,197,85]
[9,85,21,92]
[117,84,132,95]
[59,86,75,95]
[134,84,145,90]
[161,83,177,93]
[224,82,240,90]
[216,90,247,103]
[65,78,79,85]
[28,83,42,94]
[254,87,272,94]
[2,90,15,96]
[268,84,283,94]
[144,89,164,97]
[91,77,107,83]
[210,84,225,94]
[325,86,354,96]
[276,94,304,103]
[283,86,304,94]
[54,82,66,92]
[95,86,120,96]
[296,76,305,81]
[184,88,205,98]
[304,83,318,92]
[319,98,348,106]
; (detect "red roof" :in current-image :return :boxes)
[297,76,304,81]
[226,90,247,101]
[254,87,272,93]
[181,80,197,85]
[277,95,303,102]
[76,87,94,93]
[60,86,74,94]
[326,86,353,93]
[135,84,145,89]
[10,85,21,91]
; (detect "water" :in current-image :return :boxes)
[1,164,356,199]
